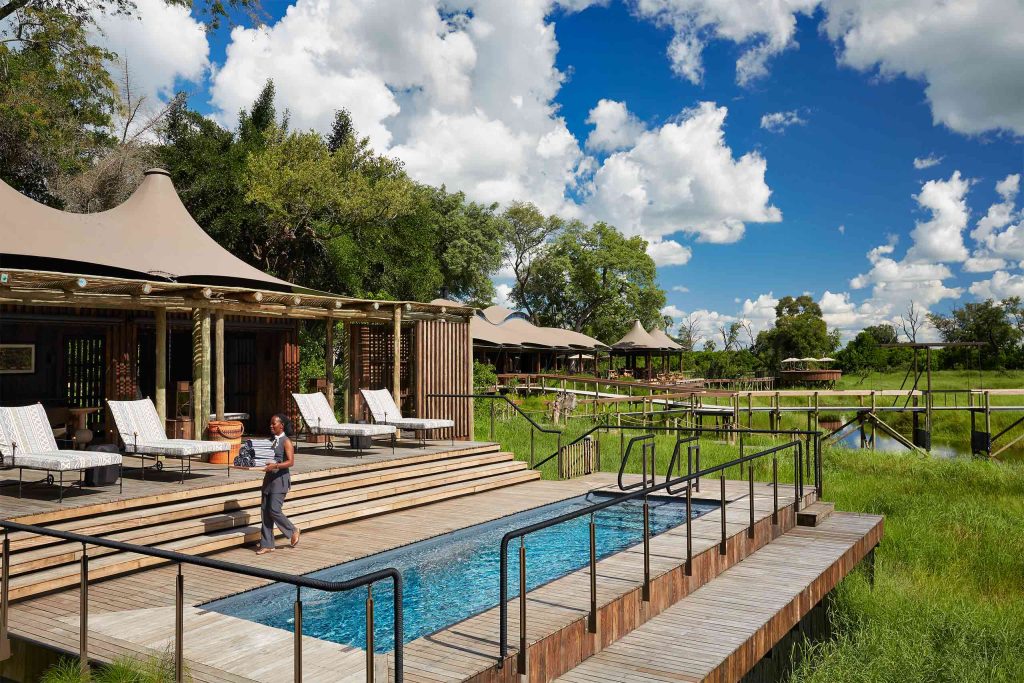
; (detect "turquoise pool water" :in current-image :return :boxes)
[205,492,715,651]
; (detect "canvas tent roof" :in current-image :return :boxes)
[648,327,683,350]
[0,169,301,293]
[470,309,606,350]
[612,320,662,350]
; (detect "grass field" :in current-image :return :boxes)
[473,394,1024,683]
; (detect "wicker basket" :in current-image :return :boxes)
[207,420,244,464]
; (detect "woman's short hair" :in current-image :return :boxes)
[272,413,296,437]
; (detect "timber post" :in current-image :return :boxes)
[155,307,167,426]
[214,311,225,421]
[191,307,205,438]
[200,309,212,435]
[325,320,335,409]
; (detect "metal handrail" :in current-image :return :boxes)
[665,434,701,494]
[0,520,403,683]
[534,421,607,471]
[616,433,656,491]
[497,438,804,667]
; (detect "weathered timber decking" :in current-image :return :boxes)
[555,512,883,683]
[3,472,609,682]
[400,475,814,683]
[1,440,500,522]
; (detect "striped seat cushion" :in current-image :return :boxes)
[315,423,396,437]
[0,404,60,455]
[388,418,456,430]
[127,439,230,457]
[359,389,454,431]
[1,449,122,472]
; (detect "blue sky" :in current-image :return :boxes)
[95,0,1024,341]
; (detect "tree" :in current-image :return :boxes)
[0,6,118,204]
[928,299,1021,369]
[513,220,666,342]
[753,295,840,370]
[837,324,901,380]
[503,202,562,320]
[675,313,703,352]
[0,0,262,31]
[899,301,924,342]
[718,322,740,351]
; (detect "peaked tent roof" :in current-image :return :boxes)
[470,308,606,350]
[0,169,300,293]
[648,328,683,350]
[612,320,662,350]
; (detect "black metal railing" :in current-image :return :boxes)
[0,521,403,683]
[616,433,656,491]
[497,438,805,669]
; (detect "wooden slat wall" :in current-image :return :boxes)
[348,323,413,420]
[278,322,301,425]
[414,320,472,440]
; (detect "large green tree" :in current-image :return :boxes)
[513,220,666,342]
[0,6,118,205]
[928,299,1022,369]
[753,295,840,370]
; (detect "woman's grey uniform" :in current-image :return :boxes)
[260,434,296,549]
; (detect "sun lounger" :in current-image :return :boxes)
[359,388,455,446]
[108,398,229,482]
[0,404,122,502]
[292,392,396,454]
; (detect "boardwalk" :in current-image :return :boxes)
[555,512,882,682]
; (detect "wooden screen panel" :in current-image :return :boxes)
[225,333,257,431]
[349,323,413,419]
[414,320,472,441]
[64,335,106,429]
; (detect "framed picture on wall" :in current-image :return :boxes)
[0,344,35,374]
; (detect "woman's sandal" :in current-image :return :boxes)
[255,546,274,555]
[290,529,301,548]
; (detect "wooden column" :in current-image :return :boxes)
[214,311,225,421]
[392,306,402,403]
[191,308,205,436]
[155,307,167,425]
[343,321,353,421]
[201,309,212,437]
[325,319,335,409]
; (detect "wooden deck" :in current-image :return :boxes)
[1,439,497,522]
[0,449,879,683]
[555,512,882,682]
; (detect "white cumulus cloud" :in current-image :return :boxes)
[822,0,1024,135]
[631,0,819,86]
[585,99,646,152]
[913,155,943,170]
[582,101,782,244]
[760,110,806,133]
[91,0,209,105]
[646,239,693,266]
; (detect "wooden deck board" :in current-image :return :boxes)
[553,512,883,683]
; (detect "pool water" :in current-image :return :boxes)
[205,492,716,651]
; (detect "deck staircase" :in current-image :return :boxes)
[4,444,538,600]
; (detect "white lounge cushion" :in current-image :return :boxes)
[126,439,229,457]
[109,398,227,459]
[0,404,61,456]
[292,392,396,437]
[314,423,396,437]
[387,418,456,430]
[359,389,455,431]
[2,450,122,472]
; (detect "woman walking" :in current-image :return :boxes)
[256,413,301,555]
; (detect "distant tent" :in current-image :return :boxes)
[781,358,801,364]
[612,320,662,350]
[648,327,683,350]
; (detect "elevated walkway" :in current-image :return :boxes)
[556,512,882,683]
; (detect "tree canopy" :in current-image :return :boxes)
[512,220,666,341]
[753,295,840,370]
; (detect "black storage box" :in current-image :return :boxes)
[85,444,121,486]
[350,421,373,450]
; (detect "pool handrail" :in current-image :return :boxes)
[616,433,656,491]
[497,438,805,669]
[0,519,403,683]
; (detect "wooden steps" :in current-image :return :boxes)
[5,448,540,601]
[555,512,883,683]
[797,501,835,527]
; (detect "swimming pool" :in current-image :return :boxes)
[205,491,716,651]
